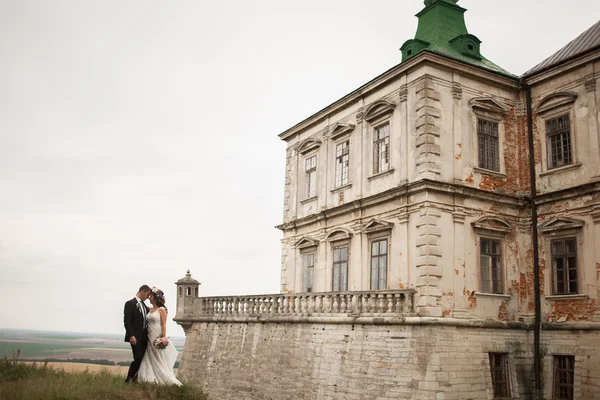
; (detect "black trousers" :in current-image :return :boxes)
[126,334,148,382]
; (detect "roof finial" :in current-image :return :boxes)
[186,269,191,277]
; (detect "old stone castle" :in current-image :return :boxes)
[174,1,600,399]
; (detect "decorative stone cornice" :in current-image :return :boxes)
[329,123,355,141]
[538,217,585,234]
[585,75,597,93]
[399,84,408,103]
[355,107,364,123]
[325,227,353,242]
[297,138,322,155]
[471,216,512,236]
[363,218,394,234]
[469,96,509,115]
[534,91,578,114]
[363,99,397,123]
[452,83,463,100]
[294,236,320,249]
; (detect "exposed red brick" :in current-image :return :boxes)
[468,291,477,309]
[465,172,474,185]
[547,298,597,322]
[498,301,508,321]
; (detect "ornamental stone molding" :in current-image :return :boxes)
[534,91,577,114]
[363,99,397,123]
[452,83,463,100]
[585,75,597,93]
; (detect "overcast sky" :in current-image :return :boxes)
[1,1,598,337]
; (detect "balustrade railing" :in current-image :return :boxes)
[195,290,415,317]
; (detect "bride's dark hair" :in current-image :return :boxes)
[150,287,168,313]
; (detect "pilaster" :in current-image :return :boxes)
[415,204,443,316]
[415,76,442,179]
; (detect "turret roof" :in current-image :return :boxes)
[400,0,515,78]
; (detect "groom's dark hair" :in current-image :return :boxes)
[138,285,151,293]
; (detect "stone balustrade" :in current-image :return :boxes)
[191,290,415,318]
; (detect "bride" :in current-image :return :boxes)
[137,287,182,386]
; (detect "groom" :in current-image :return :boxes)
[123,284,152,383]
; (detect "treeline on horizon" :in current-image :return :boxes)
[21,358,180,368]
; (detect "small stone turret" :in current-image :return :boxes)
[175,270,200,319]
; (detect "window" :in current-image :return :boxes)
[186,287,191,296]
[373,123,390,174]
[551,238,578,295]
[553,355,575,400]
[478,119,500,172]
[194,287,198,297]
[546,115,572,169]
[489,353,511,399]
[370,239,388,290]
[335,140,349,188]
[480,239,503,294]
[305,155,317,198]
[332,247,348,292]
[302,253,314,293]
[178,287,182,296]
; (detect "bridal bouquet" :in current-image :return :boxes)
[153,336,169,350]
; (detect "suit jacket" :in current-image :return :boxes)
[124,297,148,342]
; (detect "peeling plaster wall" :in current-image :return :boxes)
[178,321,600,400]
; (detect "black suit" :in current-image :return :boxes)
[123,297,148,382]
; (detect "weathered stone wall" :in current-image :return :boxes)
[178,320,600,400]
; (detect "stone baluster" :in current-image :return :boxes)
[307,295,314,314]
[315,295,323,313]
[332,295,339,313]
[351,294,359,314]
[340,294,347,313]
[362,294,369,314]
[294,296,300,314]
[377,294,386,313]
[386,294,393,313]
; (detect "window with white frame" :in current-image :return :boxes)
[478,119,500,172]
[488,353,511,399]
[370,239,388,290]
[480,238,503,294]
[305,155,317,198]
[332,246,348,292]
[551,238,578,295]
[335,140,349,188]
[546,114,572,169]
[373,123,390,174]
[302,253,314,293]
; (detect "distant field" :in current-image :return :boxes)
[23,362,129,375]
[1,341,80,358]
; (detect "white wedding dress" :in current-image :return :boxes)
[137,307,182,385]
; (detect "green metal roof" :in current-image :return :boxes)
[400,0,516,78]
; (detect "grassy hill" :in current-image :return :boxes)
[0,355,207,400]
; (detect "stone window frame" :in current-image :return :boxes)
[541,348,583,400]
[363,219,394,291]
[301,253,315,293]
[295,236,319,293]
[326,228,353,292]
[298,138,322,203]
[469,97,509,177]
[329,123,355,192]
[488,352,512,399]
[534,92,581,176]
[471,216,512,297]
[482,346,519,400]
[363,99,396,179]
[538,217,585,298]
[186,287,191,296]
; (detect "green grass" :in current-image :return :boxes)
[0,342,81,358]
[0,354,207,400]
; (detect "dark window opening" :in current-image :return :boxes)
[489,353,511,399]
[553,355,575,400]
[551,238,578,295]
